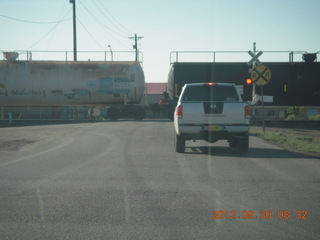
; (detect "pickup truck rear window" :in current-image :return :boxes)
[181,85,239,102]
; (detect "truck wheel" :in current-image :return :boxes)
[237,135,249,153]
[175,134,185,153]
[107,108,118,121]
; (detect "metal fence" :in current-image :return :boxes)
[0,105,169,122]
[1,106,96,121]
[0,50,143,63]
[170,51,319,64]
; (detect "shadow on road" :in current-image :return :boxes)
[184,146,316,160]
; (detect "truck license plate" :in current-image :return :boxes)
[208,125,220,131]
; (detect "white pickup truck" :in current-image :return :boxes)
[174,83,250,153]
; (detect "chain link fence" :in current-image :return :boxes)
[1,105,320,123]
[250,106,320,123]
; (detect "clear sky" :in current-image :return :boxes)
[1,0,319,82]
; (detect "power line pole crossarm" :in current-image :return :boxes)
[129,34,143,62]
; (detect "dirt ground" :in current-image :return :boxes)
[263,127,320,137]
[0,122,93,151]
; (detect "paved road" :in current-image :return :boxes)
[1,121,320,239]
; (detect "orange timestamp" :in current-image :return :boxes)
[211,210,308,220]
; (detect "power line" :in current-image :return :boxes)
[92,0,128,36]
[77,0,131,49]
[78,0,127,38]
[94,0,133,36]
[26,8,72,50]
[0,13,71,24]
[44,0,70,51]
[77,17,105,50]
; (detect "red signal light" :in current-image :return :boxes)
[246,78,253,84]
[207,82,214,86]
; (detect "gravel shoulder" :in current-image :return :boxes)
[251,126,320,159]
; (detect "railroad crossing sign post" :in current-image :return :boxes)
[247,43,272,133]
[251,64,272,133]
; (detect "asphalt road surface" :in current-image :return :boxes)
[1,121,319,240]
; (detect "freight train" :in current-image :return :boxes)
[163,51,320,119]
[0,51,145,120]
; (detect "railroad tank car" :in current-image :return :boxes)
[0,59,145,106]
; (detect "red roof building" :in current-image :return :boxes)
[142,82,167,105]
[145,83,167,94]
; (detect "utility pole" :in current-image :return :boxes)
[70,0,77,61]
[129,34,143,62]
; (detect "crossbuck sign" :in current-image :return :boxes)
[251,65,272,86]
[247,50,263,66]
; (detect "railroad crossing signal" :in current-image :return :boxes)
[251,65,272,86]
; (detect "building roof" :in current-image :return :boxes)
[145,82,167,94]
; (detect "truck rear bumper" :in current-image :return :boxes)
[178,124,249,134]
[177,124,249,142]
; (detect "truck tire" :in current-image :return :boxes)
[175,134,185,153]
[237,135,249,153]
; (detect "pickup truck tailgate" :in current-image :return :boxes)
[180,102,247,125]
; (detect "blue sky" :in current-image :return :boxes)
[1,0,319,82]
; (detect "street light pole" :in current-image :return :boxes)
[108,45,113,61]
[70,0,77,61]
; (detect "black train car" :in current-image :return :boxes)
[167,61,320,106]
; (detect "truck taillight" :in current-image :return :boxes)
[159,100,168,105]
[176,105,183,118]
[245,105,250,119]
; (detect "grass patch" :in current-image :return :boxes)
[250,127,320,154]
